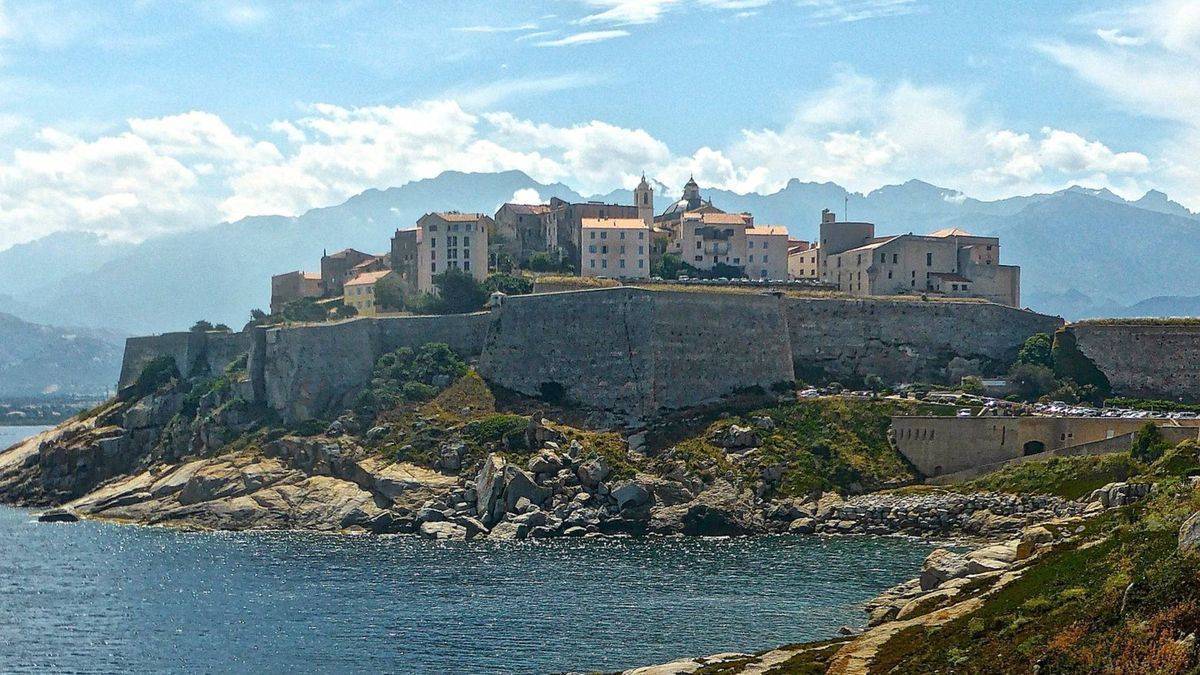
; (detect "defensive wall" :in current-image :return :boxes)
[120,287,1063,422]
[118,330,251,390]
[1070,322,1200,402]
[894,415,1200,477]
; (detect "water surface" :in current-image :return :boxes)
[0,425,935,674]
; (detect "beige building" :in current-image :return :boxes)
[343,269,396,317]
[788,241,818,280]
[270,270,322,314]
[581,218,651,278]
[745,225,790,280]
[816,211,1021,306]
[405,212,492,294]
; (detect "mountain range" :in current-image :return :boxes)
[0,312,123,397]
[0,170,1198,337]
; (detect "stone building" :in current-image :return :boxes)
[492,202,551,266]
[580,218,651,279]
[634,174,654,226]
[343,269,396,317]
[389,228,419,294]
[414,212,491,294]
[544,197,640,270]
[745,225,790,281]
[787,240,817,280]
[320,248,376,297]
[816,211,1021,306]
[269,270,322,314]
[655,175,724,230]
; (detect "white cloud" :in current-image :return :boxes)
[798,0,923,24]
[1095,28,1147,47]
[0,74,1170,251]
[441,73,598,108]
[1040,0,1200,205]
[575,0,680,26]
[509,188,544,205]
[454,23,539,33]
[535,29,629,46]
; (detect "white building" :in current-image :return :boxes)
[413,212,492,294]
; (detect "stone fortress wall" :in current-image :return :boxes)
[1070,322,1200,403]
[118,287,1066,423]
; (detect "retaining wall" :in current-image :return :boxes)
[1071,323,1200,402]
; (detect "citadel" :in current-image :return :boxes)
[271,177,1021,315]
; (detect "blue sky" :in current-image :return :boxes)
[0,0,1197,249]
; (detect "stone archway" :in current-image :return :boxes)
[1022,440,1045,456]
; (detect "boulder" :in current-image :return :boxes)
[436,442,466,472]
[577,457,611,487]
[502,467,551,514]
[896,587,961,621]
[488,520,529,541]
[750,416,775,431]
[419,521,466,541]
[528,450,564,475]
[611,479,651,510]
[648,480,762,536]
[788,517,815,534]
[526,418,566,449]
[919,548,971,591]
[1180,511,1200,555]
[713,425,758,450]
[37,507,79,523]
[474,454,507,526]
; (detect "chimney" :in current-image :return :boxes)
[821,209,836,224]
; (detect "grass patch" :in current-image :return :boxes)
[966,452,1146,499]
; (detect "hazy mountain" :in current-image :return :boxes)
[0,231,133,297]
[0,313,123,397]
[0,170,1197,333]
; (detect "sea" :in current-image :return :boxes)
[0,425,936,674]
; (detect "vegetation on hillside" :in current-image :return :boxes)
[1003,330,1112,403]
[967,452,1146,499]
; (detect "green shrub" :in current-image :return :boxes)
[484,273,533,296]
[401,381,437,401]
[125,356,180,399]
[355,343,468,419]
[1051,328,1111,398]
[1132,422,1171,463]
[1016,333,1054,368]
[465,414,528,445]
[281,297,329,323]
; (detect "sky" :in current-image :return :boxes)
[0,0,1197,250]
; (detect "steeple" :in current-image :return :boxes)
[634,172,654,226]
[682,175,701,209]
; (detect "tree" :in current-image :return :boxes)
[1131,422,1170,463]
[190,320,215,333]
[527,252,558,272]
[432,268,489,314]
[652,252,684,279]
[375,275,407,312]
[281,297,329,323]
[1016,333,1054,368]
[1007,362,1056,400]
[484,273,532,296]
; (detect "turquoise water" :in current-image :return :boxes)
[0,426,936,674]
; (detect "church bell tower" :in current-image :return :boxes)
[635,173,654,226]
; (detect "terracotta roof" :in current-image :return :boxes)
[746,225,788,236]
[691,212,749,225]
[930,272,972,283]
[502,203,550,215]
[432,212,487,222]
[581,217,649,230]
[351,255,388,271]
[929,227,975,237]
[344,270,393,286]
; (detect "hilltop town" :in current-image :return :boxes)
[269,177,1022,318]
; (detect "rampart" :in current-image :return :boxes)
[1070,322,1200,402]
[118,330,251,390]
[894,415,1200,477]
[119,287,1063,422]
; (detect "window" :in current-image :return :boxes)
[639,259,644,268]
[951,284,958,291]
[763,254,768,263]
[429,224,438,232]
[431,249,436,260]
[601,259,607,269]
[892,253,898,263]
[888,270,893,279]
[620,245,625,254]
[926,252,933,266]
[464,260,471,271]
[590,259,595,268]
[431,238,436,248]
[639,231,645,240]
[749,255,755,263]
[590,231,596,239]
[431,262,437,273]
[620,231,626,239]
[696,241,701,249]
[600,231,607,239]
[619,259,626,268]
[733,257,740,264]
[761,269,767,278]
[748,241,754,249]
[638,245,644,255]
[857,254,862,265]
[601,245,608,254]
[694,255,703,262]
[589,245,597,253]
[463,236,470,247]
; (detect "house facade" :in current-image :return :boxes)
[580,218,651,279]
